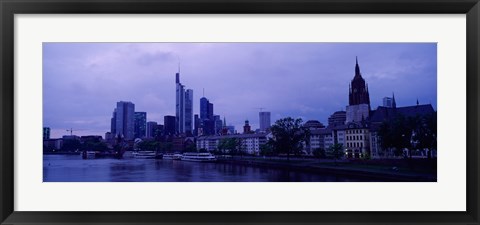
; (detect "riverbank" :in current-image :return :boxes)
[44,152,80,155]
[215,156,436,182]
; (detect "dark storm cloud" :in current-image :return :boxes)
[43,43,437,138]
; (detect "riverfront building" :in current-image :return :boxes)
[196,133,269,155]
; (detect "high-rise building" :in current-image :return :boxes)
[259,112,271,132]
[214,115,223,134]
[146,121,158,138]
[194,114,200,136]
[134,112,147,138]
[185,89,193,134]
[43,127,50,140]
[110,109,116,134]
[200,97,209,120]
[111,101,135,140]
[164,115,176,135]
[346,57,371,123]
[175,70,193,134]
[199,96,215,135]
[383,97,393,108]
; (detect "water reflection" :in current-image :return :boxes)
[43,155,363,182]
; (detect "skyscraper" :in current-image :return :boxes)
[199,96,215,135]
[185,89,193,134]
[134,112,147,139]
[259,112,271,132]
[175,70,193,134]
[112,101,135,140]
[383,97,393,108]
[194,114,200,136]
[146,121,158,138]
[200,97,209,120]
[43,127,50,140]
[164,115,176,135]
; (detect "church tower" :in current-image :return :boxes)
[349,57,371,108]
[346,57,371,123]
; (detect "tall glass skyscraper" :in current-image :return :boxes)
[175,71,193,134]
[259,111,271,132]
[134,112,147,138]
[112,101,135,140]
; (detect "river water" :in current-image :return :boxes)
[43,155,364,182]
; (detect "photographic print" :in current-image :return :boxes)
[42,43,437,182]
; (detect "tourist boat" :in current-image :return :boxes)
[133,151,157,159]
[163,153,182,160]
[82,151,97,159]
[181,152,216,162]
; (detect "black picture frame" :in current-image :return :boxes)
[1,0,479,224]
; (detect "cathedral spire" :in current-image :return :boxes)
[392,92,397,108]
[355,56,361,78]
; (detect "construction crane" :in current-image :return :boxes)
[66,128,82,136]
[255,107,267,112]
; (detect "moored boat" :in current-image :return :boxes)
[181,152,216,162]
[163,153,182,160]
[133,151,156,159]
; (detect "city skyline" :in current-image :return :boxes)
[43,43,437,138]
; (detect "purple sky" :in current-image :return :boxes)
[43,43,437,138]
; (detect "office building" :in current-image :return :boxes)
[164,115,176,135]
[175,70,193,134]
[146,121,158,138]
[259,112,271,132]
[134,112,147,138]
[43,127,50,140]
[111,101,135,140]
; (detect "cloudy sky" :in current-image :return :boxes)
[43,43,437,138]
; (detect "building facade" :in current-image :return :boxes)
[196,133,269,155]
[346,57,370,123]
[164,115,176,135]
[134,112,147,138]
[175,71,193,134]
[43,127,50,140]
[259,112,271,132]
[112,101,135,140]
[146,121,158,138]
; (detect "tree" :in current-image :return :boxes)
[269,117,309,161]
[259,143,275,156]
[312,148,326,159]
[329,143,344,165]
[218,138,240,155]
[377,113,437,159]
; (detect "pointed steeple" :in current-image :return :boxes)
[416,98,419,106]
[355,56,361,78]
[392,92,397,108]
[223,117,226,127]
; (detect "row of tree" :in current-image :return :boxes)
[377,113,437,158]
